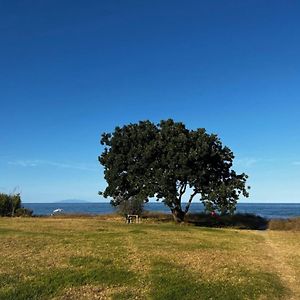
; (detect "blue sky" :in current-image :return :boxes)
[0,1,300,203]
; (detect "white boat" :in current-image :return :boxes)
[52,208,64,214]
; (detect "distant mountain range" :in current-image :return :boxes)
[54,199,91,204]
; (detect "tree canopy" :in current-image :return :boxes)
[99,119,249,222]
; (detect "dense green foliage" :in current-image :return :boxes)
[0,193,32,217]
[99,119,249,222]
[0,193,21,216]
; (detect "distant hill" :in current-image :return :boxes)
[55,199,90,204]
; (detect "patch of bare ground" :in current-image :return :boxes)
[254,231,300,300]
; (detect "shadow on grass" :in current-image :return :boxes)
[0,261,135,300]
[149,261,287,300]
[186,213,269,230]
[142,212,269,230]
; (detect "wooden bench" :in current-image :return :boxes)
[126,214,140,224]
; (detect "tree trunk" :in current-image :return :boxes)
[171,207,186,223]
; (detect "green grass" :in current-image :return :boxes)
[0,217,299,299]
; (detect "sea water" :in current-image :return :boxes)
[23,202,300,219]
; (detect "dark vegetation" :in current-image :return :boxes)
[0,193,32,217]
[14,207,33,217]
[186,213,268,230]
[142,212,268,230]
[99,119,249,223]
[0,193,21,216]
[45,211,268,230]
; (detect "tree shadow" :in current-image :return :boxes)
[186,213,269,230]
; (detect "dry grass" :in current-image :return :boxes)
[268,217,300,231]
[254,230,300,300]
[0,217,299,299]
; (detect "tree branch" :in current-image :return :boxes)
[184,191,198,214]
[178,183,187,203]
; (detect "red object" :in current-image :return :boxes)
[211,211,216,217]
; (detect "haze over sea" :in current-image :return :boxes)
[24,202,300,219]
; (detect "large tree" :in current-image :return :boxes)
[99,119,249,222]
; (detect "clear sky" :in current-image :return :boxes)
[1,1,299,203]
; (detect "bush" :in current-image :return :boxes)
[15,207,33,217]
[0,193,21,216]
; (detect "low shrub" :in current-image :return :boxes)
[268,217,300,231]
[14,207,33,217]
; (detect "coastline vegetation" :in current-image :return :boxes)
[32,211,300,231]
[0,193,32,217]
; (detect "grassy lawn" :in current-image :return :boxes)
[0,217,299,300]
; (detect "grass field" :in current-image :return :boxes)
[0,217,299,300]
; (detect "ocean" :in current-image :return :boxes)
[23,202,300,219]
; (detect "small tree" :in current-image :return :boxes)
[0,193,11,216]
[99,119,249,222]
[0,193,22,217]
